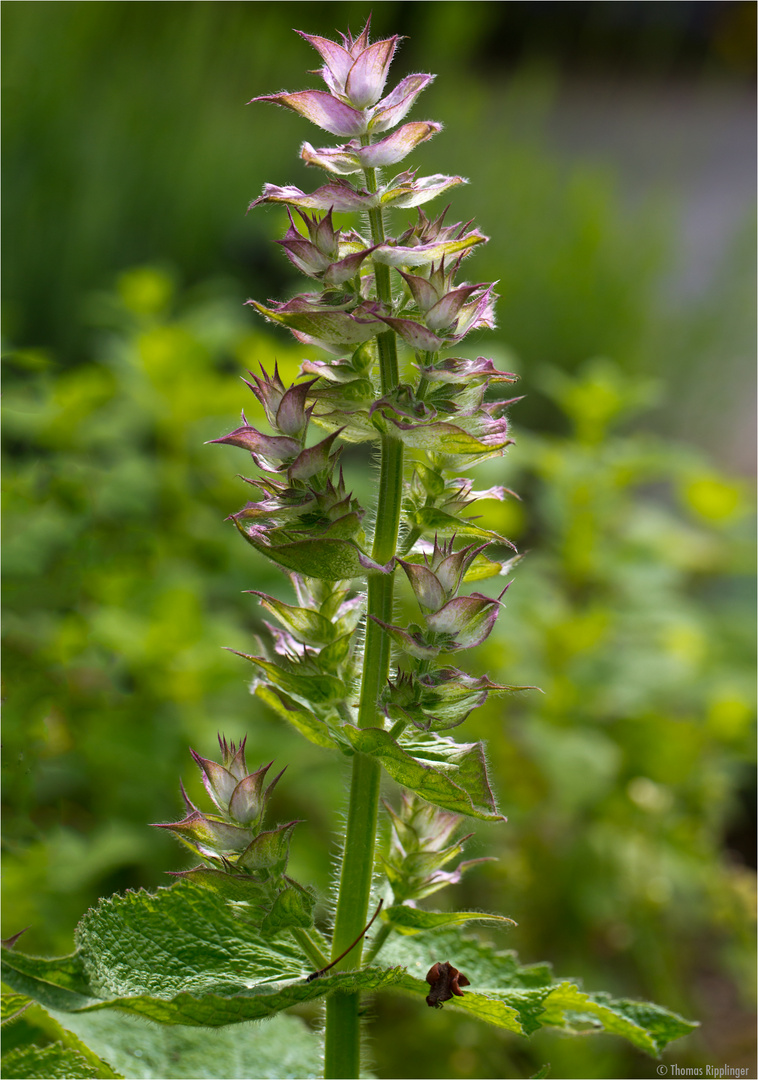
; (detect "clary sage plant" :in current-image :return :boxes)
[2,22,695,1080]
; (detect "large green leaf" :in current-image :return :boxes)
[341,726,504,821]
[1,883,404,1027]
[379,930,696,1054]
[1,893,696,1062]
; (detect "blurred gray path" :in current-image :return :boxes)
[545,77,756,471]
[544,77,755,297]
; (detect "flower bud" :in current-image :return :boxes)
[425,591,504,651]
[380,793,491,902]
[298,24,400,109]
[243,364,286,428]
[275,380,317,438]
[152,737,294,883]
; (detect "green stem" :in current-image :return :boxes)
[363,919,392,965]
[291,927,330,972]
[324,165,404,1080]
[387,717,408,741]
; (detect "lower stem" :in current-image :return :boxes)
[324,434,403,1079]
[323,752,381,1078]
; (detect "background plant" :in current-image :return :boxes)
[2,5,754,1080]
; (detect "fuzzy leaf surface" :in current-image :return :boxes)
[341,726,503,821]
[380,930,696,1054]
[1,883,404,1027]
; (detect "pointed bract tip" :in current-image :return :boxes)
[2,927,30,950]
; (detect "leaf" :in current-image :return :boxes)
[0,994,122,1079]
[237,821,300,874]
[1,882,405,1027]
[372,229,486,268]
[373,316,445,352]
[403,732,503,818]
[235,653,346,706]
[48,1009,323,1080]
[391,420,499,455]
[2,992,32,1024]
[341,726,504,821]
[250,181,377,213]
[380,173,465,209]
[254,685,339,750]
[539,985,698,1055]
[2,1041,99,1079]
[382,905,515,935]
[247,298,384,347]
[236,521,365,580]
[250,593,336,646]
[252,91,367,138]
[463,552,521,582]
[317,631,354,673]
[311,409,380,443]
[411,506,507,543]
[259,886,316,936]
[379,930,696,1054]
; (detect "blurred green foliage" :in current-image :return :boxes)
[2,270,340,954]
[2,3,755,1077]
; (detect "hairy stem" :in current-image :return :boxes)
[324,169,403,1080]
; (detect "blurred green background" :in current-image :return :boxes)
[2,3,755,1078]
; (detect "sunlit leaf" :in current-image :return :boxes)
[341,726,504,821]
